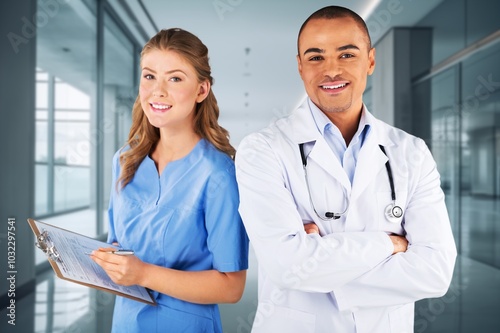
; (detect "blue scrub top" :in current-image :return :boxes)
[107,139,249,333]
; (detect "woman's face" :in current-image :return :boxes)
[139,49,209,131]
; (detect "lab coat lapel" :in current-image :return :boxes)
[289,99,351,191]
[308,139,351,191]
[289,99,318,144]
[350,118,391,202]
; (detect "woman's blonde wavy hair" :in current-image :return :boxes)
[117,28,235,190]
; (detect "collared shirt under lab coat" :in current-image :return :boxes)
[235,99,457,333]
[308,98,370,184]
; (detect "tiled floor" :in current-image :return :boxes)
[2,209,499,332]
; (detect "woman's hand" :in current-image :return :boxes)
[90,247,146,286]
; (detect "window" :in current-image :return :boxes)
[34,0,139,266]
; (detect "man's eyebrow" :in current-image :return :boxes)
[303,44,361,56]
[303,47,324,56]
[337,44,360,51]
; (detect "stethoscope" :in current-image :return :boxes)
[299,143,404,223]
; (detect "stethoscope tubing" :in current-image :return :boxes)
[299,143,403,222]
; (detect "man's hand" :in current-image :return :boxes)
[389,235,408,254]
[304,222,319,234]
[303,223,407,254]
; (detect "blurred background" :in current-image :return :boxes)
[1,0,499,332]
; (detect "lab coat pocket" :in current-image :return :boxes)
[253,305,316,333]
[376,191,406,234]
[388,303,414,333]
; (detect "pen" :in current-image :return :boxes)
[112,250,134,255]
[85,249,134,256]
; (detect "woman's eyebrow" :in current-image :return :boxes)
[142,67,187,75]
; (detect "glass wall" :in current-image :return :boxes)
[417,0,500,66]
[101,12,136,233]
[33,1,140,330]
[414,0,500,269]
[34,0,139,258]
[411,2,500,331]
[35,0,97,218]
[459,42,500,268]
[419,67,461,243]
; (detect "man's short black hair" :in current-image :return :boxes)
[297,6,372,55]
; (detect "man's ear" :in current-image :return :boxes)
[196,80,210,103]
[297,54,303,79]
[367,47,376,76]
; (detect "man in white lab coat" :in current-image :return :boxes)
[235,6,457,333]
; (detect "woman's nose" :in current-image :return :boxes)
[152,81,167,97]
[153,90,165,97]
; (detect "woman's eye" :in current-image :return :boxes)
[144,74,154,80]
[170,77,181,82]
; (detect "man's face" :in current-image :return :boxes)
[297,17,375,115]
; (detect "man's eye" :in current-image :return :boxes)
[341,54,354,59]
[309,56,323,61]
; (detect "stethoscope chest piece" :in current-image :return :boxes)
[385,204,403,223]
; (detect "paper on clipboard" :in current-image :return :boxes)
[27,218,156,305]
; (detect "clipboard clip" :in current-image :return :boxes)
[35,229,63,263]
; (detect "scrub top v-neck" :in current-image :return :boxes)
[107,139,249,333]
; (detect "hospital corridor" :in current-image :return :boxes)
[1,0,500,332]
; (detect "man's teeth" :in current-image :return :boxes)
[152,104,171,109]
[322,83,347,89]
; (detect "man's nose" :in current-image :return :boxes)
[323,58,343,77]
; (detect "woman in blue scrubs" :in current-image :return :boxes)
[91,28,249,333]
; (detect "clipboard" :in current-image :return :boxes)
[28,218,156,305]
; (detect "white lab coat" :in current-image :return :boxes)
[235,100,457,333]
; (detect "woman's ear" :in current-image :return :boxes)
[196,80,211,103]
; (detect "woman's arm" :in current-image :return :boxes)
[91,248,246,304]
